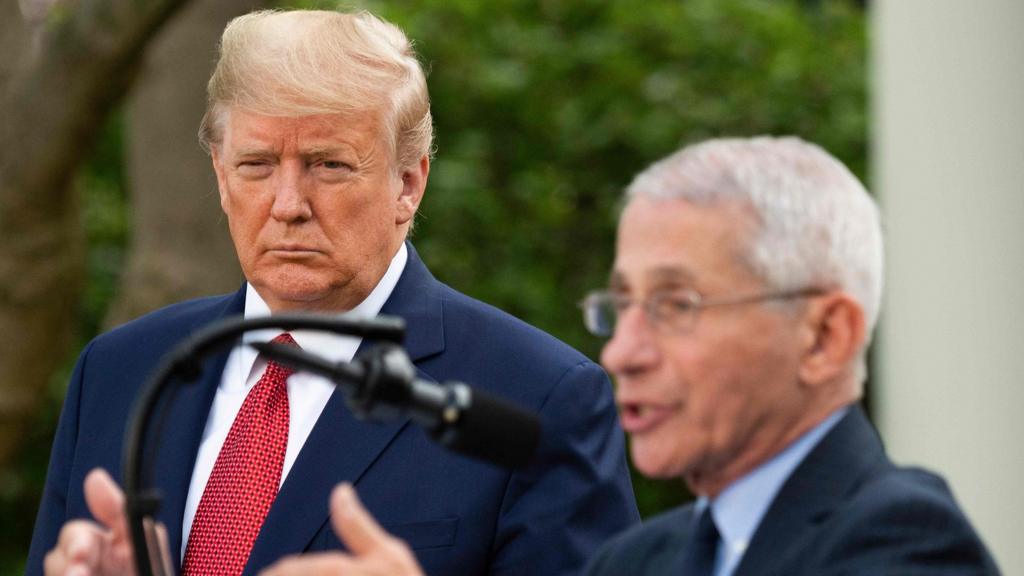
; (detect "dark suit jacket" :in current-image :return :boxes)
[28,244,639,576]
[585,407,999,576]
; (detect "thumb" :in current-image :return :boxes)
[330,483,391,556]
[84,468,128,537]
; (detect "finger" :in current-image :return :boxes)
[44,545,71,576]
[48,520,105,575]
[330,483,392,555]
[65,566,92,576]
[84,468,127,535]
[260,552,350,576]
[60,521,105,563]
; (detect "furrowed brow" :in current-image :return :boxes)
[304,146,340,157]
[233,147,276,159]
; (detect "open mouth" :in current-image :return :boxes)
[618,402,676,434]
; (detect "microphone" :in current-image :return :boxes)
[250,341,542,469]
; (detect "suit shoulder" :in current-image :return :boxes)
[90,292,240,354]
[437,283,592,368]
[419,283,614,419]
[585,506,691,576]
[617,504,691,545]
[847,464,972,526]
[819,464,999,573]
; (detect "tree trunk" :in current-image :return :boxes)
[0,0,191,466]
[106,0,269,326]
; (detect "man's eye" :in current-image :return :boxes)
[611,297,632,313]
[317,160,351,171]
[237,161,272,177]
[658,295,696,314]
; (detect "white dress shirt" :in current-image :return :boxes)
[180,244,408,558]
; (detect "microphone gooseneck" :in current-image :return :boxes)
[250,341,542,469]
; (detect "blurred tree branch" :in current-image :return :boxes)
[0,0,192,466]
[107,0,270,327]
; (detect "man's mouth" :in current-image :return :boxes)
[268,246,320,256]
[618,401,677,434]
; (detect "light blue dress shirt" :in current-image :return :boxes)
[695,406,849,576]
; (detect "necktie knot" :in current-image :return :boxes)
[693,506,720,548]
[271,332,297,346]
[679,506,721,576]
[265,332,299,380]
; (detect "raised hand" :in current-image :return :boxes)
[261,483,424,576]
[44,468,169,576]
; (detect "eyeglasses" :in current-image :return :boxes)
[579,287,826,337]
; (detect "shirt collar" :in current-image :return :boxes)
[707,406,849,561]
[237,243,408,369]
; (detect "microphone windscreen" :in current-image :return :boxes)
[440,389,541,469]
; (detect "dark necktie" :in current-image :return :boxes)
[182,332,297,576]
[679,505,721,576]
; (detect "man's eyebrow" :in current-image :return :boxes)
[302,146,346,157]
[608,271,626,290]
[647,266,696,284]
[233,147,275,158]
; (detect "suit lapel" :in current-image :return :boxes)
[244,243,446,573]
[666,505,702,574]
[151,286,247,570]
[376,242,445,362]
[734,406,887,576]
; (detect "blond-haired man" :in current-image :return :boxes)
[28,10,638,576]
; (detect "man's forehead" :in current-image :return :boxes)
[614,194,759,281]
[227,108,377,130]
[221,108,384,148]
[608,266,697,290]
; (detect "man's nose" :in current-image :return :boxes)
[600,305,660,378]
[270,163,312,222]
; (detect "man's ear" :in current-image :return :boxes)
[396,155,429,225]
[798,292,866,387]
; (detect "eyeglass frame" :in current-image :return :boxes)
[579,286,828,337]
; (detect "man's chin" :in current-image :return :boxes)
[252,281,340,313]
[629,444,686,481]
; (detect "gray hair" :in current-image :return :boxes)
[199,9,434,171]
[626,136,884,350]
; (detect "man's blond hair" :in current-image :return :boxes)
[199,10,433,171]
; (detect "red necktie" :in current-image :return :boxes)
[182,332,297,576]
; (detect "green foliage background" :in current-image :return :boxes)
[1,0,865,571]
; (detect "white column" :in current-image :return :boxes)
[874,1,1024,573]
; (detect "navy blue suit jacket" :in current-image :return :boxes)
[28,244,639,575]
[585,407,999,575]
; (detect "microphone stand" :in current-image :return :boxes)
[121,314,405,576]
